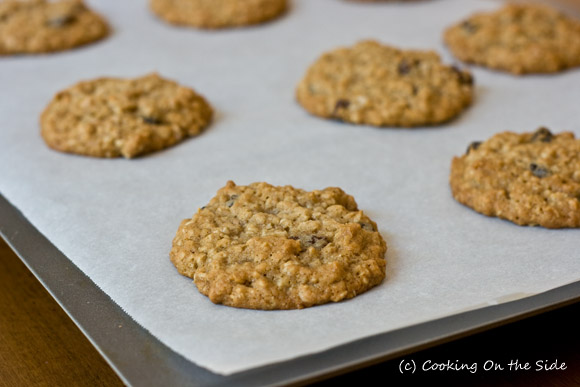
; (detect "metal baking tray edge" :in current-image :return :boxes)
[1,193,579,386]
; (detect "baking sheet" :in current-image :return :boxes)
[1,0,579,376]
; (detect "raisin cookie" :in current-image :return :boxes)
[444,4,580,75]
[0,0,109,55]
[171,181,387,310]
[296,40,474,127]
[41,74,213,158]
[150,0,287,29]
[450,128,580,228]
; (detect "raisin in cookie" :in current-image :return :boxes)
[450,128,580,228]
[41,74,213,158]
[296,40,474,127]
[150,0,287,29]
[171,181,387,310]
[0,0,109,55]
[444,4,580,75]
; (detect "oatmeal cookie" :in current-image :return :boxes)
[40,73,213,158]
[0,0,109,55]
[296,40,474,127]
[150,0,287,29]
[171,181,387,310]
[450,127,580,228]
[444,4,580,74]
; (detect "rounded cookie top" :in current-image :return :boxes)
[444,4,580,74]
[450,128,580,228]
[296,40,474,127]
[0,0,109,55]
[149,0,287,29]
[170,181,387,310]
[40,73,213,159]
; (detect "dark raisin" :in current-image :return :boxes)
[225,195,238,208]
[334,99,350,110]
[398,59,411,75]
[530,127,553,143]
[242,279,252,287]
[359,223,375,231]
[466,141,482,155]
[461,21,478,34]
[332,99,351,118]
[141,116,163,125]
[303,235,329,249]
[530,163,550,178]
[288,236,300,240]
[451,66,474,85]
[47,14,76,27]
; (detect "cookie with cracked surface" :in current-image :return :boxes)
[171,181,387,310]
[40,73,213,159]
[450,128,580,228]
[296,40,474,127]
[150,0,287,29]
[444,4,580,75]
[0,0,109,55]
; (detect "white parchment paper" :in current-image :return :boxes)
[1,0,579,375]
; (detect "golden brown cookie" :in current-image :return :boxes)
[296,40,474,127]
[444,4,580,75]
[40,74,213,159]
[450,128,580,228]
[149,0,287,29]
[0,0,109,55]
[171,181,387,310]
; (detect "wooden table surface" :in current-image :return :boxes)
[2,1,580,386]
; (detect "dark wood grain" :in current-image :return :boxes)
[0,239,124,387]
